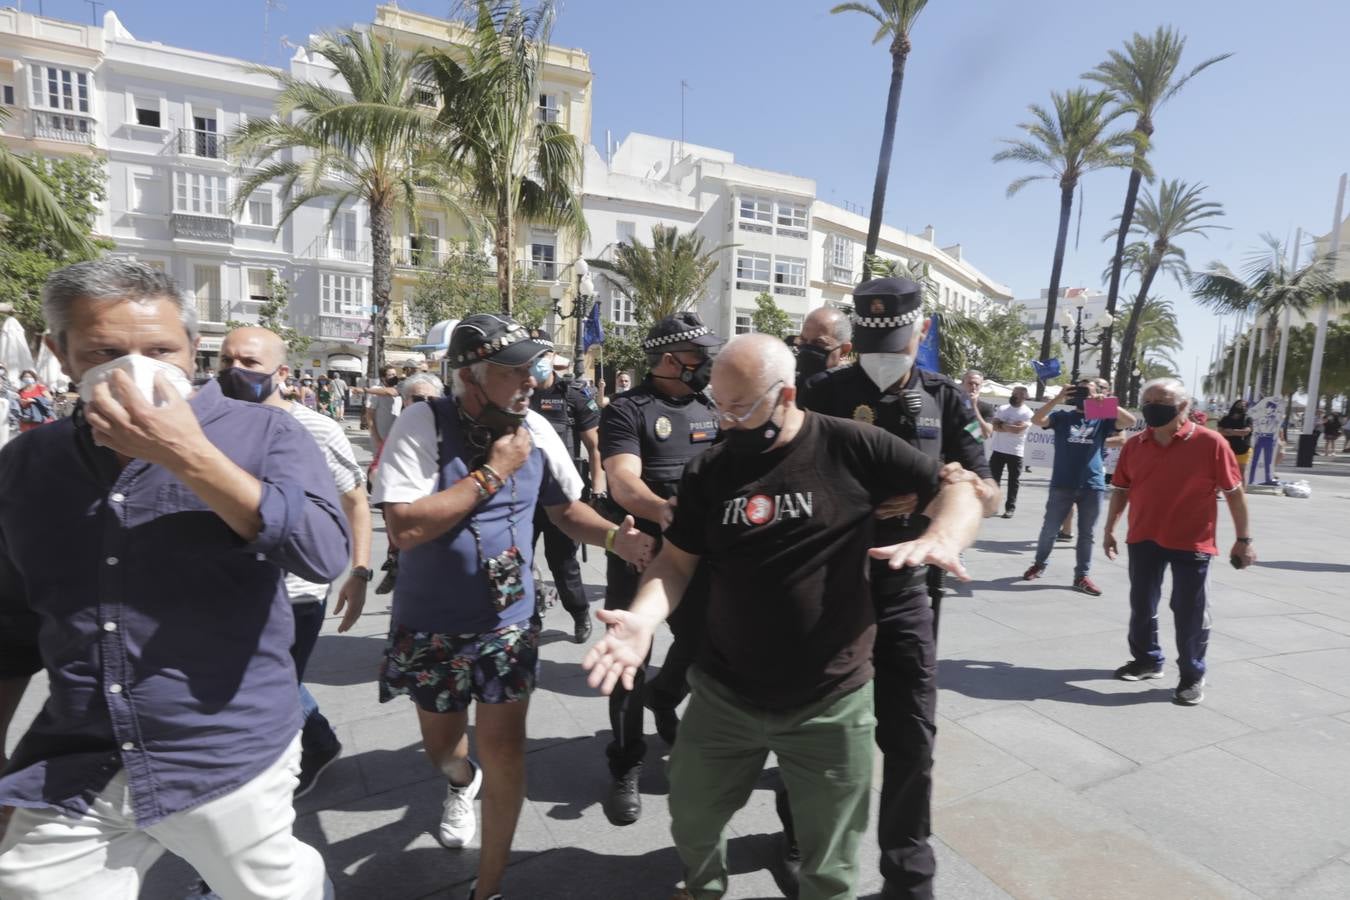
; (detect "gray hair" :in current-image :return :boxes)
[399,372,444,400]
[1141,376,1189,406]
[449,361,489,400]
[43,259,196,349]
[963,369,983,381]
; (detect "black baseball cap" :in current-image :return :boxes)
[851,278,925,354]
[447,314,552,369]
[641,311,723,354]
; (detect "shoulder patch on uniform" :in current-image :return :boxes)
[964,420,985,443]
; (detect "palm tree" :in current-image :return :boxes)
[1191,234,1348,399]
[994,88,1140,398]
[0,109,98,254]
[1132,296,1184,373]
[1112,179,1224,395]
[231,30,466,378]
[420,0,586,316]
[588,224,728,323]
[1087,27,1231,380]
[830,0,929,275]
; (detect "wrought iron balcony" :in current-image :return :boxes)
[171,213,233,242]
[178,128,228,160]
[317,316,372,346]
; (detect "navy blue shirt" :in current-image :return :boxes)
[1047,409,1116,490]
[0,380,350,825]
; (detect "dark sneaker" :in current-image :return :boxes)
[653,707,679,745]
[374,570,396,595]
[186,881,223,900]
[1174,678,1205,706]
[1000,510,1014,519]
[1022,562,1046,581]
[1056,531,1074,541]
[294,742,342,799]
[572,613,593,644]
[1073,576,1103,597]
[604,766,642,826]
[1114,660,1165,681]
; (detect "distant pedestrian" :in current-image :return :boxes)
[1217,400,1254,471]
[15,371,54,433]
[989,385,1032,518]
[1021,378,1137,596]
[1104,378,1255,706]
[1323,411,1343,456]
[959,369,995,440]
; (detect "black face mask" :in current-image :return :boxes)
[219,366,277,403]
[1142,402,1179,428]
[679,357,713,393]
[383,375,400,387]
[723,409,782,456]
[796,344,831,379]
[470,380,527,437]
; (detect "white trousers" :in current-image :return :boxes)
[0,733,330,900]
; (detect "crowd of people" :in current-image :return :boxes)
[0,259,1264,900]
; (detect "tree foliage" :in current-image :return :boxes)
[751,292,793,338]
[405,243,541,335]
[0,154,111,350]
[0,109,98,256]
[227,272,311,354]
[590,224,726,324]
[936,303,1037,384]
[600,327,647,382]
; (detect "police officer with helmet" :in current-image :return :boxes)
[798,277,999,900]
[526,328,606,643]
[597,311,721,826]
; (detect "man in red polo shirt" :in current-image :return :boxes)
[1102,378,1256,706]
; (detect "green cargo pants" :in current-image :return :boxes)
[668,667,876,900]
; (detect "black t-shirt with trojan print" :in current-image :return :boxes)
[664,411,941,710]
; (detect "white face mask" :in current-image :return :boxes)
[78,354,193,408]
[859,353,915,392]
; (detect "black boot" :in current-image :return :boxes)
[572,613,593,644]
[652,706,679,745]
[774,783,801,897]
[603,765,642,826]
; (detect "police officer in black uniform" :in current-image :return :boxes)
[799,278,999,900]
[597,311,721,826]
[527,328,606,643]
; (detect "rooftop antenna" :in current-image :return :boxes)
[263,0,286,64]
[680,79,690,159]
[85,0,104,24]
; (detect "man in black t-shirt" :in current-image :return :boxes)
[583,334,985,900]
[527,329,605,643]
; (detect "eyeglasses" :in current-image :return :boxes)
[407,394,433,404]
[715,380,784,427]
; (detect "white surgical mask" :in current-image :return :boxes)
[859,353,915,392]
[78,354,193,408]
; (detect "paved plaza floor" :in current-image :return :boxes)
[7,431,1350,899]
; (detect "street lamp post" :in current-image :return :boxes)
[1129,360,1143,407]
[1058,292,1113,383]
[549,258,596,379]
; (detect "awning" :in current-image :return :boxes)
[326,354,364,374]
[413,318,459,353]
[385,350,426,366]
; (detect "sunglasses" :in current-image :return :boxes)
[406,395,433,404]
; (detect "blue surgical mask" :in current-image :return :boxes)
[530,355,552,383]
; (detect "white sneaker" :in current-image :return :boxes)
[438,760,482,848]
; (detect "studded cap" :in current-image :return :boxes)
[641,311,724,353]
[447,314,552,369]
[851,277,925,354]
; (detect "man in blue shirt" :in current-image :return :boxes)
[0,259,351,899]
[1021,378,1136,595]
[373,314,653,900]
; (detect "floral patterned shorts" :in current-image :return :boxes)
[378,622,539,713]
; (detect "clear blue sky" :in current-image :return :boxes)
[46,0,1350,386]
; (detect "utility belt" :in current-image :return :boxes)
[870,513,943,595]
[593,477,680,544]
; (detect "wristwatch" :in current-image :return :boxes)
[352,566,375,582]
[1235,537,1253,544]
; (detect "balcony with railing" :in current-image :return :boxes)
[195,297,226,325]
[171,213,233,242]
[178,128,228,160]
[32,112,94,144]
[300,236,371,263]
[317,315,372,346]
[394,245,449,269]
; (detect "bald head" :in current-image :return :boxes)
[221,326,288,372]
[799,306,853,369]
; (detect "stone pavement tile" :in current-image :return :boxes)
[1292,612,1350,636]
[297,773,555,899]
[1199,660,1350,731]
[1220,717,1350,798]
[1029,687,1252,765]
[937,770,1252,900]
[929,607,1030,656]
[969,596,1122,641]
[1084,745,1350,897]
[936,636,1124,722]
[1207,585,1308,618]
[346,707,440,798]
[926,836,1014,900]
[1252,648,1350,699]
[1211,616,1350,654]
[932,715,1031,808]
[960,704,1137,790]
[1285,859,1350,900]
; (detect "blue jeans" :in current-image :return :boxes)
[1127,540,1211,684]
[1033,486,1103,578]
[291,599,339,754]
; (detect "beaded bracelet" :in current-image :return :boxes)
[468,468,501,502]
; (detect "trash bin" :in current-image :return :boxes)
[1296,433,1318,467]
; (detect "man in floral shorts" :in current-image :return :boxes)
[373,315,653,900]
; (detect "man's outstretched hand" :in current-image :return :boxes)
[582,608,659,695]
[868,533,970,581]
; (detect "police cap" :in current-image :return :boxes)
[851,278,925,354]
[641,311,724,354]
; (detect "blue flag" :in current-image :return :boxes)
[583,301,605,351]
[1031,358,1062,381]
[915,314,939,371]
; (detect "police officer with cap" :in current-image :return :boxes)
[596,310,721,826]
[526,328,606,643]
[798,277,999,900]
